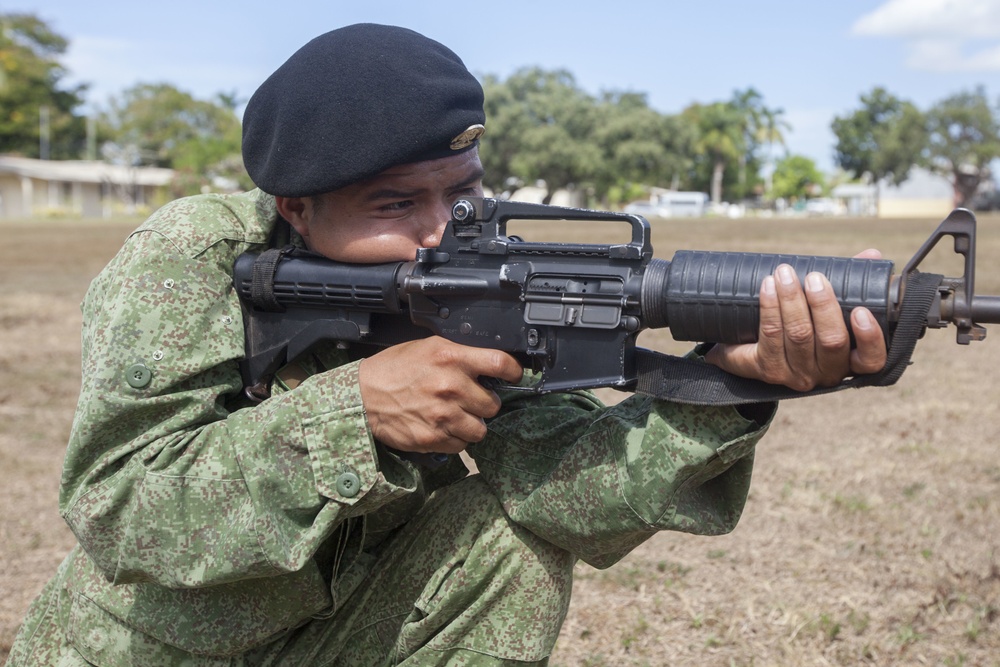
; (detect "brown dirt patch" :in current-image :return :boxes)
[2,213,999,666]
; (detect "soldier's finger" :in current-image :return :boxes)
[754,274,791,384]
[803,272,851,385]
[849,307,888,375]
[773,264,819,388]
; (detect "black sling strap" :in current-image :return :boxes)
[249,245,296,312]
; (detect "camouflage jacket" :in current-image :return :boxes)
[56,189,773,657]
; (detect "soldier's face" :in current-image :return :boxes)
[276,149,484,263]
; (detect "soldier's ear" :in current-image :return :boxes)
[275,196,311,240]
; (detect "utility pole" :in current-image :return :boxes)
[39,105,51,159]
[87,115,97,161]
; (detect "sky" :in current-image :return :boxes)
[9,0,1000,173]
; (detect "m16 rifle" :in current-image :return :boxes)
[234,198,1000,404]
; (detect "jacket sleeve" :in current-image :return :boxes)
[60,219,421,589]
[469,389,773,569]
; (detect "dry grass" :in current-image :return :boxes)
[2,212,999,666]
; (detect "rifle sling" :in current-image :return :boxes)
[632,271,944,406]
[249,246,295,312]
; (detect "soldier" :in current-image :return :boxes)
[8,23,886,666]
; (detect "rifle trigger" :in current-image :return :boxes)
[478,376,506,392]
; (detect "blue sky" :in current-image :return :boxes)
[10,0,1000,172]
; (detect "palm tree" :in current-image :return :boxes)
[687,101,745,205]
[731,88,790,197]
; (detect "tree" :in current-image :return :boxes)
[480,68,602,202]
[590,91,697,204]
[98,83,248,194]
[925,87,1000,207]
[0,12,87,158]
[769,154,824,201]
[730,88,789,199]
[684,101,746,205]
[831,87,926,194]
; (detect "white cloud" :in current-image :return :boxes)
[853,0,1000,38]
[853,0,1000,71]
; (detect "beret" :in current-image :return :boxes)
[242,23,486,197]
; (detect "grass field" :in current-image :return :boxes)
[1,211,999,665]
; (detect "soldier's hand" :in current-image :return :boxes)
[358,337,523,453]
[705,250,888,391]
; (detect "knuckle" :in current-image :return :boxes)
[760,360,816,392]
[758,362,789,386]
[759,321,785,341]
[431,340,463,365]
[852,351,885,374]
[816,331,849,354]
[788,373,817,392]
[426,376,458,399]
[783,322,815,346]
[426,404,455,430]
[484,350,512,377]
[466,420,488,443]
[491,352,523,382]
[411,430,439,452]
[481,394,502,419]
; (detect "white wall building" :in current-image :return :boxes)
[0,156,174,218]
[877,167,954,219]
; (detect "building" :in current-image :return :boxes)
[0,156,175,219]
[830,182,878,217]
[832,167,955,219]
[877,167,954,218]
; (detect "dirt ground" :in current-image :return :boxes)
[1,212,999,666]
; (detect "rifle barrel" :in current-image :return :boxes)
[973,296,1000,324]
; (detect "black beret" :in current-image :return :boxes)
[242,23,486,197]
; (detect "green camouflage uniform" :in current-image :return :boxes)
[9,189,773,666]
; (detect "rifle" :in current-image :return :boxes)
[234,197,1000,403]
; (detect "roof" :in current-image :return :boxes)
[0,155,175,186]
[832,183,876,197]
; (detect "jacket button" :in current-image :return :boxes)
[125,364,152,388]
[335,471,361,498]
[86,628,107,651]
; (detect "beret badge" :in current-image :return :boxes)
[450,124,486,150]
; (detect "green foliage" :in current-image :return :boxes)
[481,68,706,205]
[0,12,87,158]
[925,87,1000,207]
[592,92,698,201]
[684,101,744,205]
[831,87,927,187]
[481,74,786,208]
[681,89,787,204]
[769,154,824,200]
[97,83,247,194]
[480,68,602,202]
[730,87,789,198]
